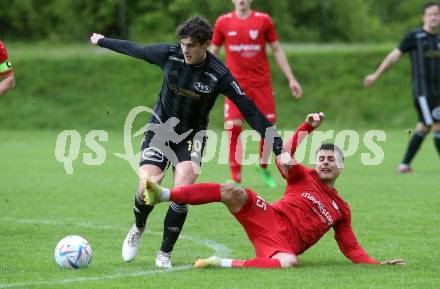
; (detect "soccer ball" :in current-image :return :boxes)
[54,235,93,269]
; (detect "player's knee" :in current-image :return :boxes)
[416,123,431,134]
[432,122,440,131]
[279,256,299,268]
[220,183,247,209]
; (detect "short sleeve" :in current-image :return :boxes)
[398,31,416,53]
[264,14,278,43]
[212,17,225,46]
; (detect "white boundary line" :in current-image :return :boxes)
[0,218,231,288]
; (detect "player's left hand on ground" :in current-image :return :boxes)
[275,151,295,176]
[289,79,302,99]
[380,258,405,265]
[90,33,105,45]
[306,112,325,127]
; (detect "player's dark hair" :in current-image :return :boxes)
[316,143,345,161]
[423,1,440,14]
[176,16,213,44]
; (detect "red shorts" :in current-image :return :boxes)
[224,83,276,123]
[232,189,295,258]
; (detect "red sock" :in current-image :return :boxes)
[232,258,281,268]
[228,124,242,182]
[259,139,268,169]
[170,183,221,205]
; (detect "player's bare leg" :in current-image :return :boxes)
[195,253,298,269]
[122,165,164,262]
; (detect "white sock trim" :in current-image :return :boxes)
[220,259,233,268]
[160,188,170,202]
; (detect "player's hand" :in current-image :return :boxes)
[380,258,405,265]
[363,74,378,87]
[90,33,105,45]
[289,79,302,99]
[305,112,324,128]
[275,151,295,177]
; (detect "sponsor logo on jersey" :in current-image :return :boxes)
[169,56,184,63]
[301,192,334,225]
[228,31,237,36]
[169,84,201,98]
[249,30,259,40]
[228,44,262,52]
[193,82,212,93]
[231,81,245,96]
[205,71,218,82]
[432,106,440,120]
[141,147,164,162]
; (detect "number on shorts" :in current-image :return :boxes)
[193,139,202,152]
[256,196,267,211]
[187,140,192,152]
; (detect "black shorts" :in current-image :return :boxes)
[414,96,440,125]
[139,129,207,171]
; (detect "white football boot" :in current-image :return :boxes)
[155,251,173,269]
[122,224,145,262]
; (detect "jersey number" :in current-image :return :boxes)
[256,196,267,211]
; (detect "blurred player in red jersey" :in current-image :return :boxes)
[0,41,15,96]
[144,112,404,268]
[211,0,302,188]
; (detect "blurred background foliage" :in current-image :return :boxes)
[0,0,429,43]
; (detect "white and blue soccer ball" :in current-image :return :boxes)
[54,235,93,269]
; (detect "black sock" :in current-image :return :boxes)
[402,131,427,165]
[434,131,440,156]
[134,193,154,229]
[160,202,188,253]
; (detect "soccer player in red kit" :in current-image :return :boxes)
[0,41,15,96]
[211,0,302,188]
[143,112,404,268]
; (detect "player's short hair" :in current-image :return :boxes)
[315,143,345,162]
[176,16,213,44]
[423,1,440,14]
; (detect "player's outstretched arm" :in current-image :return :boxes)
[285,112,325,158]
[89,33,169,66]
[380,259,405,265]
[275,112,324,178]
[269,41,302,98]
[364,48,402,87]
[90,33,104,45]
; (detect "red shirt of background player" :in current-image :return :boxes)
[212,11,277,87]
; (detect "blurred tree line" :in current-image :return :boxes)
[0,0,429,43]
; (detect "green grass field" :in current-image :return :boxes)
[0,128,438,289]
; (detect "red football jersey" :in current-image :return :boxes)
[212,11,278,87]
[0,41,13,76]
[272,124,378,264]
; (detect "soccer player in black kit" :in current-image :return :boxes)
[364,2,440,173]
[90,16,292,268]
